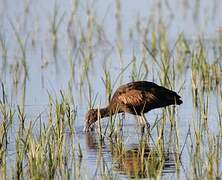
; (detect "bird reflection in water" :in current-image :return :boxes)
[85,132,179,179]
[111,144,178,178]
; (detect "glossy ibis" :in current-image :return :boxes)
[84,81,182,132]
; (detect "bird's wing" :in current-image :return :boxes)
[116,89,160,107]
[111,81,181,110]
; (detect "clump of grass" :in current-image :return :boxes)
[175,33,190,75]
[102,64,112,102]
[0,32,8,74]
[49,2,65,60]
[131,54,149,81]
[0,83,14,179]
[9,93,78,179]
[10,20,28,78]
[115,0,123,63]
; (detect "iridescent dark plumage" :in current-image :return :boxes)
[84,81,182,131]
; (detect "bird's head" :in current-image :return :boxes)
[84,109,98,132]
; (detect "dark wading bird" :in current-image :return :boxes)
[84,81,182,132]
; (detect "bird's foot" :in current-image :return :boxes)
[141,126,145,135]
[146,122,150,135]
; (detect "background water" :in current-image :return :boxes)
[0,0,222,179]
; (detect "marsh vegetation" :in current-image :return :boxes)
[0,0,221,179]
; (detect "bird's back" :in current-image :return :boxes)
[109,81,182,115]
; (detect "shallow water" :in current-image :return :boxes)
[0,0,222,179]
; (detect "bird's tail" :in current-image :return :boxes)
[168,91,183,105]
[175,94,183,105]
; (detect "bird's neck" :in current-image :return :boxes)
[97,107,111,118]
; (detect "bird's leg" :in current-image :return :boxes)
[119,112,125,131]
[141,115,150,136]
[138,116,146,135]
[121,112,125,119]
